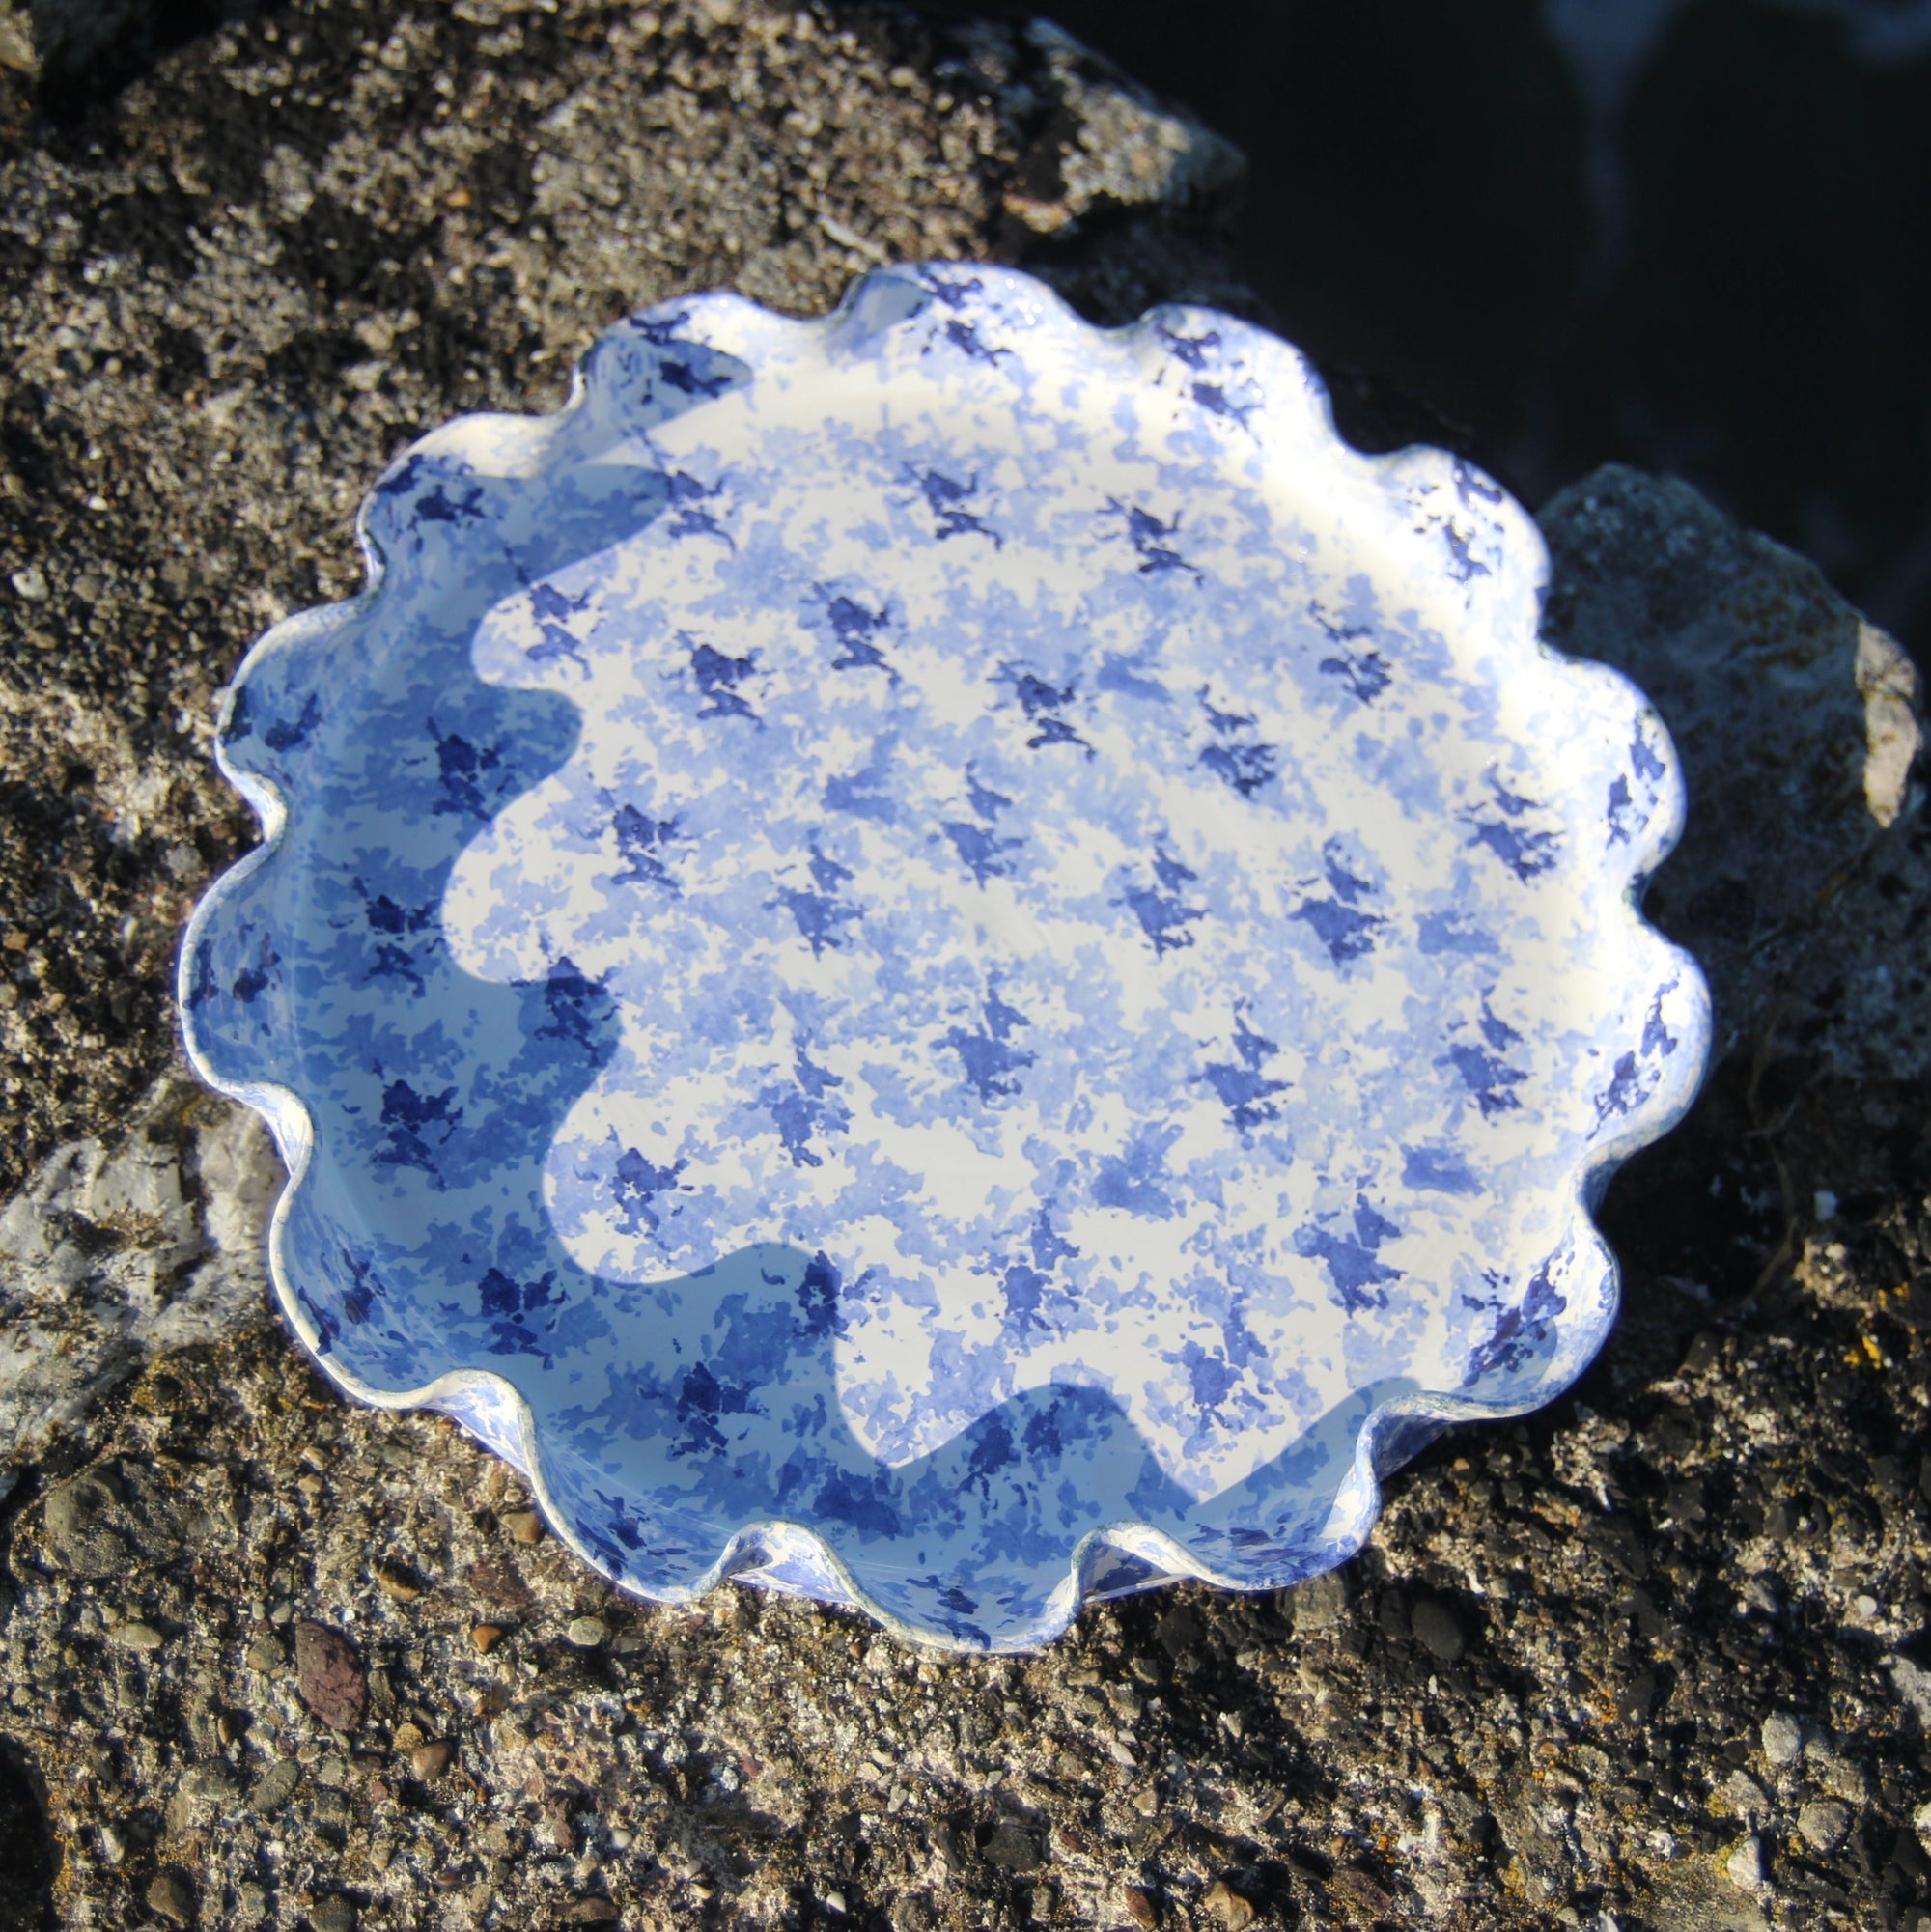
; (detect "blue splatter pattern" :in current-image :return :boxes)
[181,266,1709,1650]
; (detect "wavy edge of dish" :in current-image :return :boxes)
[179,262,1713,1652]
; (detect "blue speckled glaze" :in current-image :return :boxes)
[180,266,1709,1651]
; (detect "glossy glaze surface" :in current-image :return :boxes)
[182,266,1708,1648]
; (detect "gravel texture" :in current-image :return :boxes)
[2,6,1931,1932]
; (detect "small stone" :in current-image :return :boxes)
[464,1557,536,1610]
[391,1722,425,1751]
[1797,1797,1851,1853]
[165,1766,240,1834]
[982,1822,1041,1873]
[309,1899,357,1932]
[1724,1834,1765,1891]
[9,565,47,601]
[1760,1711,1802,1767]
[1914,1798,1931,1853]
[145,1869,195,1925]
[1614,1668,1661,1730]
[293,1620,367,1732]
[248,1759,302,1815]
[374,1563,422,1601]
[1890,1655,1931,1728]
[470,1624,504,1653]
[1410,1597,1466,1664]
[566,1615,609,1648]
[107,1620,164,1651]
[1154,1603,1202,1657]
[1123,1886,1159,1928]
[1290,1569,1348,1635]
[562,1903,619,1925]
[503,1510,544,1545]
[1722,1768,1768,1826]
[541,1797,580,1854]
[1202,1879,1255,1930]
[1819,1753,1869,1804]
[409,1740,452,1778]
[41,1459,183,1577]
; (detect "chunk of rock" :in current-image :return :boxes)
[0,1075,282,1498]
[144,1868,195,1925]
[39,1456,183,1577]
[1761,1711,1803,1767]
[248,1759,301,1816]
[1539,463,1923,1059]
[293,1620,366,1732]
[464,1556,534,1611]
[1289,1569,1349,1635]
[1725,1834,1765,1891]
[996,20,1244,235]
[1154,1602,1202,1658]
[981,1822,1041,1873]
[1889,1655,1931,1728]
[1202,1878,1256,1929]
[1410,1596,1466,1663]
[1797,1797,1851,1854]
[166,1765,240,1835]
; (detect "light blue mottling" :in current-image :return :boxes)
[180,266,1709,1650]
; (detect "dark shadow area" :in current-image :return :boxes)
[14,0,261,121]
[0,1741,54,1932]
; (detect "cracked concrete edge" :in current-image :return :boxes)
[990,18,1248,237]
[0,1066,285,1499]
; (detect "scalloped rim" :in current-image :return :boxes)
[179,264,1712,1652]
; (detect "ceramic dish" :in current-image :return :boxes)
[181,265,1709,1650]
